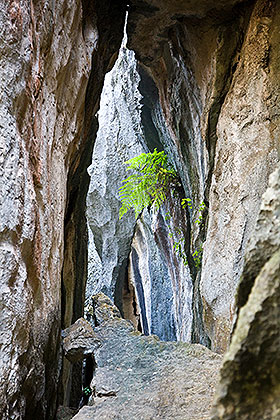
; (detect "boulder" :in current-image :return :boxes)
[62,318,101,364]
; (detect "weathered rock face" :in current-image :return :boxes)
[127,1,252,352]
[62,318,101,364]
[75,293,222,420]
[86,35,146,303]
[2,0,280,419]
[128,205,192,342]
[0,0,126,418]
[86,34,194,343]
[126,0,280,352]
[211,163,280,419]
[127,0,248,66]
[0,1,93,418]
[87,0,280,355]
[201,0,279,352]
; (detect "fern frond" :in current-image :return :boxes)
[119,149,177,219]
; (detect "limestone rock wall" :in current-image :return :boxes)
[0,0,125,418]
[61,0,127,409]
[2,0,280,418]
[212,163,280,419]
[87,0,280,354]
[127,1,251,351]
[86,34,193,343]
[127,0,280,352]
[0,1,93,418]
[201,0,279,352]
[86,36,145,304]
[128,205,192,342]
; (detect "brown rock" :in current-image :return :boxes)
[212,251,280,419]
[200,0,279,352]
[0,0,126,418]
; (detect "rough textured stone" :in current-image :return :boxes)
[212,253,280,419]
[127,0,280,353]
[2,1,280,419]
[0,0,126,418]
[62,318,101,364]
[210,166,280,420]
[128,204,193,342]
[85,293,122,326]
[0,1,95,418]
[210,163,280,419]
[127,1,256,350]
[127,0,247,65]
[237,163,280,309]
[201,0,279,352]
[86,35,145,303]
[60,0,126,409]
[86,0,280,355]
[75,294,221,420]
[86,34,193,343]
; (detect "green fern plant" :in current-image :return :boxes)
[119,149,177,219]
[119,149,205,271]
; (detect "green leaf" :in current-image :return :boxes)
[119,149,177,220]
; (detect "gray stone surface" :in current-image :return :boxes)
[128,205,192,342]
[74,294,221,420]
[2,1,280,419]
[86,33,193,343]
[125,0,280,355]
[212,251,280,419]
[85,293,122,326]
[200,0,279,352]
[236,163,280,309]
[86,34,146,302]
[126,6,249,349]
[127,0,247,65]
[211,162,280,418]
[62,318,101,364]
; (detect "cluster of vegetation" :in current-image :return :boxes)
[83,387,92,397]
[119,149,177,219]
[168,199,205,268]
[119,149,205,269]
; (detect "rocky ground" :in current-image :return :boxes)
[60,294,221,420]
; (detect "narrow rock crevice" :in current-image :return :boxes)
[121,266,142,332]
[85,25,194,343]
[2,1,280,419]
[61,0,127,408]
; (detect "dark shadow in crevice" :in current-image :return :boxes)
[60,0,127,410]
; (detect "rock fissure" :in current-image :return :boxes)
[1,0,280,419]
